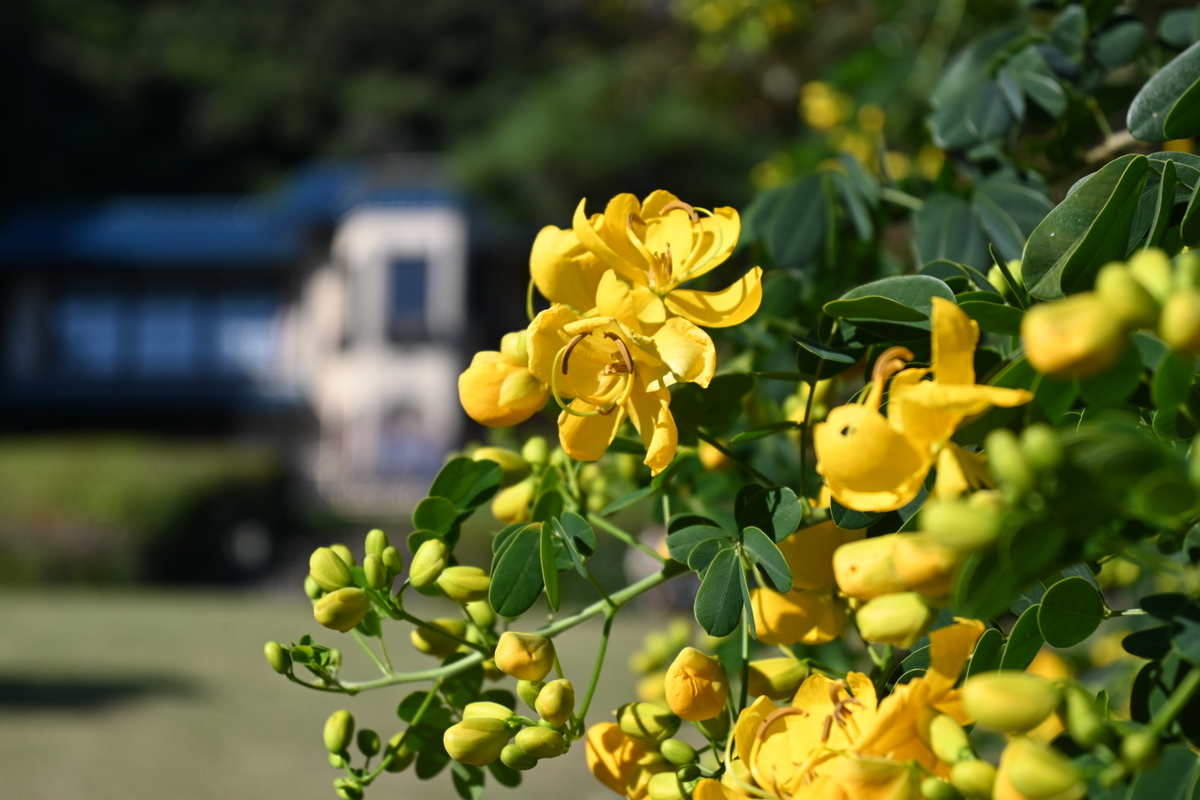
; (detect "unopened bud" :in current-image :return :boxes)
[436,566,491,604]
[962,672,1060,733]
[324,710,355,754]
[329,751,347,768]
[1021,424,1062,474]
[660,739,697,766]
[1128,248,1173,302]
[495,632,556,681]
[410,618,467,659]
[676,764,701,782]
[304,575,323,599]
[264,641,291,674]
[695,709,731,740]
[466,600,496,629]
[746,658,809,700]
[515,726,566,759]
[382,545,404,575]
[855,591,936,648]
[950,758,996,800]
[833,756,921,800]
[365,529,389,559]
[463,701,517,722]
[522,436,550,466]
[1121,729,1160,770]
[314,588,371,633]
[535,679,576,727]
[356,728,380,757]
[922,777,963,800]
[665,648,729,722]
[309,547,354,592]
[517,680,545,710]
[617,702,680,745]
[385,733,415,772]
[444,717,511,766]
[893,534,961,598]
[1095,263,1159,329]
[474,447,531,487]
[501,743,538,770]
[1063,684,1110,749]
[985,428,1033,494]
[1004,737,1084,800]
[409,539,448,589]
[929,713,974,764]
[330,543,356,568]
[921,501,1001,551]
[833,535,906,600]
[1160,288,1200,356]
[1022,293,1127,379]
[491,480,536,524]
[334,779,364,800]
[647,772,685,800]
[364,554,388,591]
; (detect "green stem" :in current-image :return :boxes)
[527,276,537,322]
[364,680,441,782]
[351,630,391,677]
[576,609,616,727]
[879,187,924,211]
[739,611,751,713]
[1149,666,1200,735]
[588,513,667,563]
[377,632,394,673]
[689,428,774,486]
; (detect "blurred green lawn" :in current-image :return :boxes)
[0,590,657,799]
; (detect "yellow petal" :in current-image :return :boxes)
[572,198,648,286]
[595,270,643,332]
[934,445,993,501]
[925,619,985,698]
[639,317,717,391]
[735,695,777,763]
[530,225,607,313]
[931,297,979,385]
[630,283,668,328]
[778,520,866,591]
[586,723,647,796]
[674,207,740,282]
[752,587,831,646]
[664,267,764,328]
[558,399,626,462]
[813,405,931,513]
[626,383,678,475]
[458,352,548,427]
[890,380,1033,448]
[527,304,582,385]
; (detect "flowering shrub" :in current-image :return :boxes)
[265,6,1200,799]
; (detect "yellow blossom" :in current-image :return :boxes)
[664,647,729,721]
[587,723,670,800]
[458,331,549,427]
[814,298,1032,512]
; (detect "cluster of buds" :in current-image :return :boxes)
[1022,249,1200,379]
[321,709,416,800]
[306,530,405,633]
[476,438,546,524]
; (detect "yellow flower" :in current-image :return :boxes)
[664,647,729,721]
[586,723,670,800]
[535,191,763,331]
[527,282,716,474]
[458,331,549,427]
[813,298,1032,512]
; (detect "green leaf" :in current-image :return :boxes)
[825,275,957,332]
[738,561,756,639]
[552,517,588,579]
[749,174,828,269]
[531,489,564,524]
[1154,406,1197,441]
[1078,343,1143,407]
[413,497,458,535]
[1124,626,1173,660]
[1160,9,1200,51]
[959,301,1023,336]
[742,526,793,593]
[824,295,928,323]
[600,485,655,515]
[794,334,863,380]
[442,655,485,708]
[689,538,731,576]
[558,511,596,556]
[1125,744,1200,800]
[1016,71,1067,118]
[1183,183,1200,247]
[1129,40,1200,141]
[1145,159,1179,249]
[487,760,522,789]
[1171,600,1200,665]
[416,738,452,779]
[1037,577,1106,648]
[694,547,744,637]
[738,485,803,543]
[668,525,731,564]
[966,79,1015,141]
[1023,154,1151,299]
[538,522,560,612]
[429,458,479,506]
[489,526,544,617]
[914,195,990,270]
[927,27,1023,149]
[966,627,1005,679]
[451,762,486,800]
[832,171,874,242]
[672,374,756,432]
[1000,603,1046,671]
[731,421,799,444]
[460,460,503,516]
[1130,652,1200,751]
[1090,19,1144,68]
[1153,352,1194,410]
[973,176,1055,263]
[830,498,881,530]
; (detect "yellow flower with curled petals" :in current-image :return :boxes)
[527,273,716,474]
[534,191,763,330]
[813,298,1033,513]
[586,722,670,800]
[458,331,549,427]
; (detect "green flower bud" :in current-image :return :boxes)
[1021,424,1062,474]
[1129,248,1173,302]
[617,702,681,745]
[491,480,536,524]
[314,588,371,633]
[357,728,380,758]
[473,447,531,487]
[535,679,575,726]
[436,566,491,604]
[444,717,511,766]
[855,591,936,648]
[410,618,467,659]
[495,632,556,681]
[962,673,1060,733]
[263,641,291,675]
[922,777,963,800]
[694,709,731,741]
[329,751,347,768]
[1095,262,1160,329]
[921,500,1001,551]
[1063,684,1110,749]
[309,547,354,592]
[385,733,416,772]
[501,743,539,771]
[1005,738,1084,800]
[409,539,448,589]
[365,528,389,559]
[746,658,809,701]
[517,679,545,711]
[986,428,1034,494]
[660,738,697,767]
[324,710,355,754]
[514,726,566,759]
[832,535,906,600]
[463,701,516,722]
[334,779,364,800]
[929,713,974,764]
[466,600,496,629]
[304,575,323,600]
[330,543,356,568]
[950,758,996,800]
[676,764,701,782]
[647,772,684,800]
[382,545,404,575]
[1121,729,1160,770]
[521,436,549,466]
[1160,288,1200,356]
[364,554,388,591]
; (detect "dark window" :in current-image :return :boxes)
[388,258,427,341]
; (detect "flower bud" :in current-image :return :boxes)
[833,535,906,600]
[473,447,530,487]
[647,772,684,800]
[364,554,388,591]
[1021,424,1062,474]
[436,566,491,604]
[985,428,1033,495]
[921,500,1001,551]
[334,779,364,800]
[1062,684,1110,749]
[385,733,415,772]
[515,726,566,759]
[962,673,1060,733]
[517,679,545,710]
[330,543,356,568]
[1160,288,1200,356]
[950,758,996,800]
[1095,263,1159,329]
[929,712,974,764]
[264,641,291,675]
[922,778,963,800]
[304,575,323,599]
[1129,248,1173,302]
[459,344,548,428]
[676,764,701,781]
[310,547,354,592]
[660,738,696,766]
[444,717,511,766]
[356,728,380,757]
[1003,737,1084,800]
[365,529,389,559]
[695,710,731,741]
[495,632,556,681]
[522,436,549,466]
[409,539,448,589]
[664,648,729,722]
[536,679,576,727]
[464,701,517,722]
[1121,729,1160,770]
[324,710,355,754]
[745,658,809,701]
[466,600,496,629]
[382,545,404,575]
[855,592,936,648]
[892,534,961,598]
[833,756,921,800]
[617,702,681,745]
[501,743,538,771]
[410,618,467,658]
[1022,293,1128,379]
[491,480,536,524]
[314,588,371,633]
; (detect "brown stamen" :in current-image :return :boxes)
[604,332,635,375]
[660,200,700,222]
[865,346,914,410]
[561,333,588,375]
[756,706,809,743]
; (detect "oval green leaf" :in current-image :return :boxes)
[413,496,457,535]
[489,526,544,618]
[1000,603,1046,671]
[1130,40,1200,141]
[742,526,793,593]
[694,547,744,637]
[1037,576,1106,648]
[539,521,560,612]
